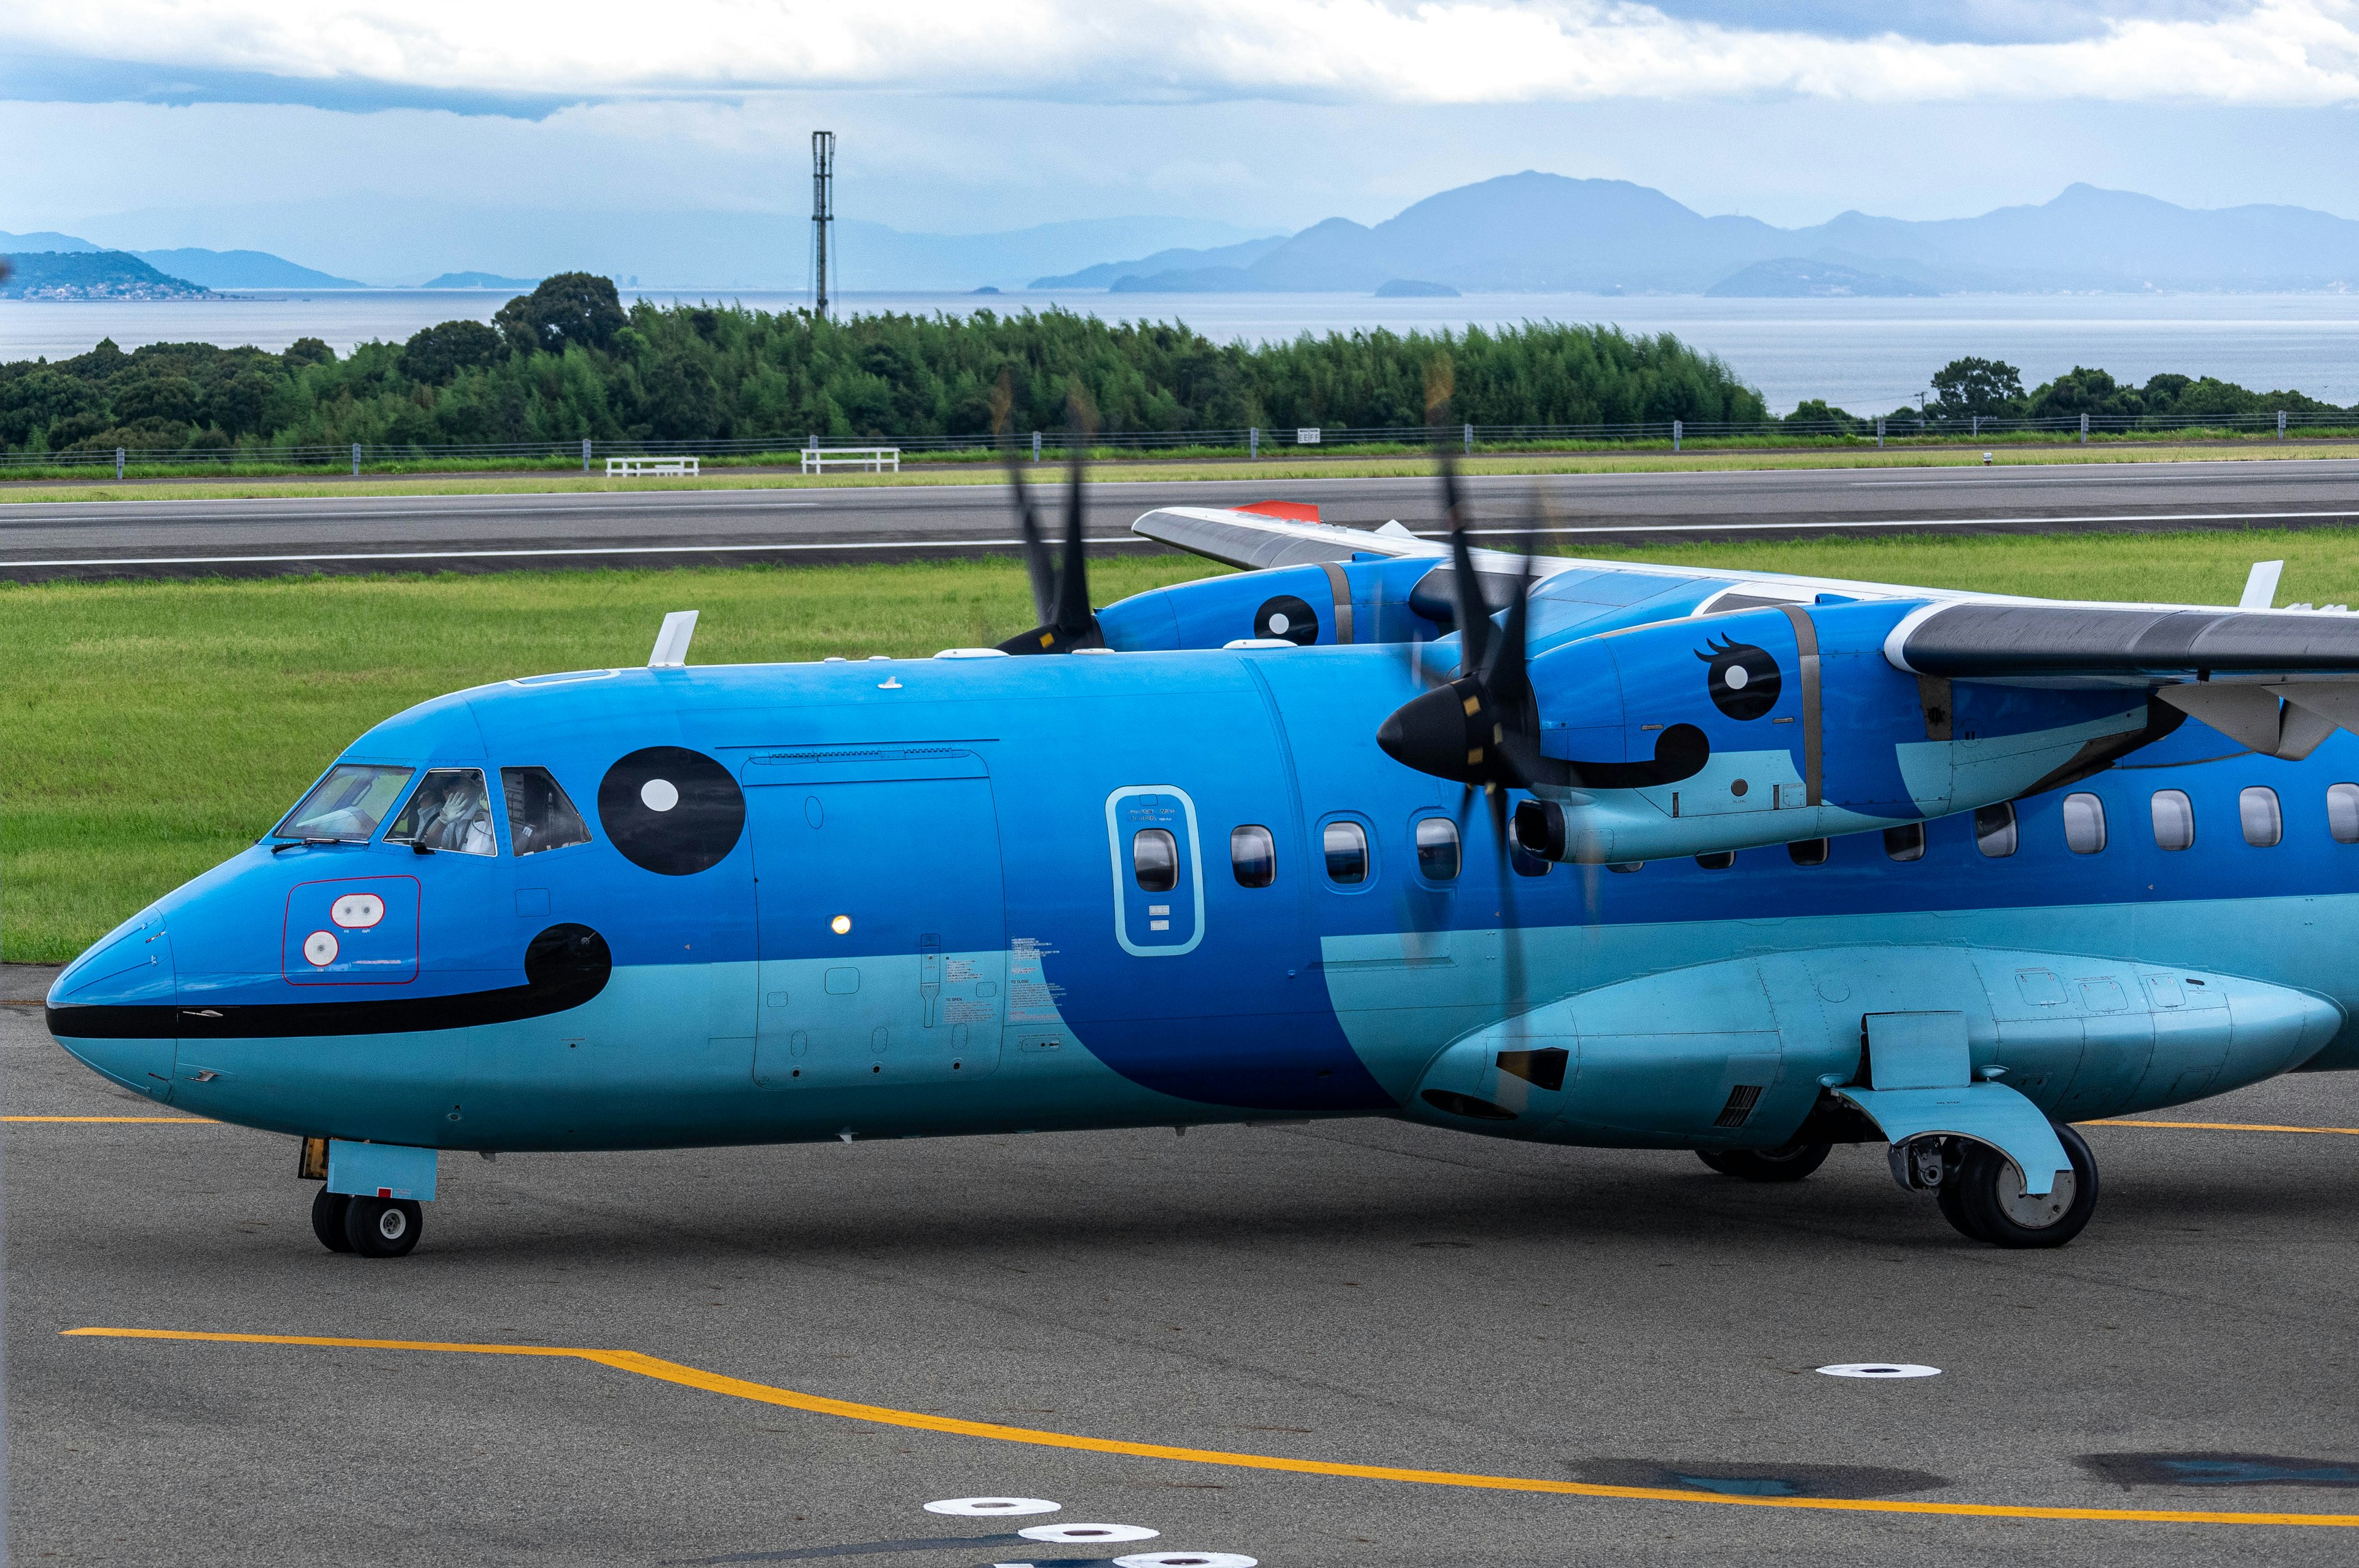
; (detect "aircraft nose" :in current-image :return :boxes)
[46,911,179,1102]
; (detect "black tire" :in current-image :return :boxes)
[1696,1140,1833,1182]
[1935,1168,1990,1243]
[310,1188,354,1253]
[343,1196,424,1258]
[1957,1122,2098,1249]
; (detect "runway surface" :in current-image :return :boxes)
[6,457,2359,580]
[11,964,2359,1566]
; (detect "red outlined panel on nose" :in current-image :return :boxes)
[282,876,420,986]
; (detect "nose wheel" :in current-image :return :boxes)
[310,1188,423,1257]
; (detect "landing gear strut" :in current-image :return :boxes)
[1924,1122,2099,1249]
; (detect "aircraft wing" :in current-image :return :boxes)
[1888,601,2359,759]
[1132,506,1446,569]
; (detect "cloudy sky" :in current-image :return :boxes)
[7,1,2359,281]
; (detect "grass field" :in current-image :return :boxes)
[4,438,2355,506]
[8,527,2359,963]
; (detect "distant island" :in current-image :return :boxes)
[1033,174,2359,296]
[422,271,542,289]
[0,251,212,301]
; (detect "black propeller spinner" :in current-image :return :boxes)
[1374,459,1547,790]
[995,440,1105,655]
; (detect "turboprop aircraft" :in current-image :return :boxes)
[44,452,2359,1257]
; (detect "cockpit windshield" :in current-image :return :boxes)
[272,763,415,842]
[385,768,499,856]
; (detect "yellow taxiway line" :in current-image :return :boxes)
[63,1327,2359,1529]
[3,1115,213,1123]
[2084,1119,2359,1136]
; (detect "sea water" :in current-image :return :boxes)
[6,287,2358,416]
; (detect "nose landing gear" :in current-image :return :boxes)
[300,1135,432,1257]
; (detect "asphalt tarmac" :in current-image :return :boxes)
[10,962,2359,1566]
[7,456,2359,580]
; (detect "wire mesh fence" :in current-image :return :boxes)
[7,407,2359,477]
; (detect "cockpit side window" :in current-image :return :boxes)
[386,768,498,856]
[273,763,413,842]
[502,766,592,857]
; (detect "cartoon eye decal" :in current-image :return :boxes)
[330,893,385,929]
[598,746,744,875]
[1697,636,1782,720]
[1254,594,1319,646]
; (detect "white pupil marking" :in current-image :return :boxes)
[1724,665,1748,690]
[641,778,680,812]
[331,894,385,929]
[1268,612,1290,633]
[302,930,339,967]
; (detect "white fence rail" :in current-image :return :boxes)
[800,446,900,474]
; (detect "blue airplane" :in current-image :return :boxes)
[44,458,2359,1258]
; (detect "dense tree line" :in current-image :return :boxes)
[0,273,1767,455]
[1793,355,2347,432]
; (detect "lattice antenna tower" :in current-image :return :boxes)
[810,130,836,318]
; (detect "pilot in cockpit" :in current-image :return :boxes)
[397,771,497,856]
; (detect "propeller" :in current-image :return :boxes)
[1374,456,1549,790]
[995,408,1105,656]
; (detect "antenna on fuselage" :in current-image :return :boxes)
[649,610,699,668]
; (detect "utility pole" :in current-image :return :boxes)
[810,130,835,318]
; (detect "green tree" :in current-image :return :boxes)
[1928,357,2024,418]
[495,273,627,356]
[398,320,505,384]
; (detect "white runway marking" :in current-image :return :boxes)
[1818,1363,1942,1379]
[924,1497,1060,1517]
[0,536,1156,570]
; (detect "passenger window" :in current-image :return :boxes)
[2151,789,2195,851]
[2331,783,2359,844]
[385,768,498,856]
[1323,821,1369,884]
[1230,825,1275,888]
[1788,838,1828,867]
[1975,803,2017,857]
[1882,824,1925,862]
[1133,828,1179,892]
[2062,792,2106,854]
[2239,786,2282,847]
[2321,782,2359,844]
[273,762,413,842]
[1696,851,1735,870]
[501,767,590,857]
[1415,817,1461,881]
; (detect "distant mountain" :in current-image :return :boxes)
[423,270,540,289]
[0,228,101,253]
[0,251,211,300]
[135,248,364,289]
[1034,235,1289,289]
[1706,258,1936,298]
[1040,174,2359,295]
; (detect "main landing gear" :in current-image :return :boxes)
[1923,1123,2100,1249]
[1698,1121,2100,1248]
[310,1188,424,1257]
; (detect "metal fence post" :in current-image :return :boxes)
[2079,413,2089,446]
[1672,419,1683,453]
[1876,416,1885,450]
[1463,422,1473,456]
[115,447,124,480]
[1032,430,1041,463]
[351,442,361,476]
[582,437,592,474]
[2279,410,2288,442]
[1250,427,1259,459]
[1971,415,1980,439]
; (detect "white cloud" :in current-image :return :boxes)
[8,0,2359,107]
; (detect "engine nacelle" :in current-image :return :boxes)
[1513,601,2171,864]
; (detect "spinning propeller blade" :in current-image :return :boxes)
[996,414,1105,656]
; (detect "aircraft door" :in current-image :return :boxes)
[743,751,1006,1090]
[1105,787,1204,956]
